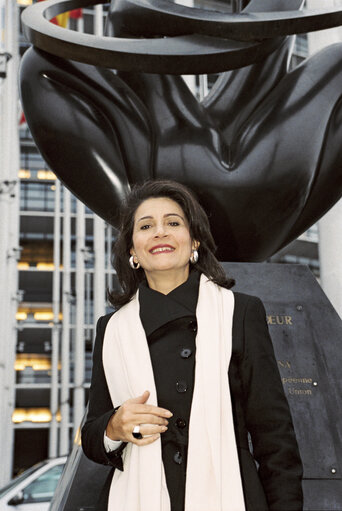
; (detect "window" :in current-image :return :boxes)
[20,182,55,212]
[22,464,64,503]
[0,463,44,498]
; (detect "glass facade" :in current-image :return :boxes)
[13,2,115,471]
[20,182,55,212]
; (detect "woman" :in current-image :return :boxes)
[81,180,303,511]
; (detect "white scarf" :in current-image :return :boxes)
[102,274,246,511]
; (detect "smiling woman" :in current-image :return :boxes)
[130,197,198,294]
[108,180,233,308]
[81,180,303,511]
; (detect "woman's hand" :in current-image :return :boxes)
[105,390,172,446]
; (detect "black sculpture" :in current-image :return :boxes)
[19,3,342,510]
[20,0,342,261]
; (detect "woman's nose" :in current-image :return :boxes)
[154,223,167,237]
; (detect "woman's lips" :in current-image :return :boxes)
[149,245,175,254]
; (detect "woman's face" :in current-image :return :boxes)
[130,197,197,278]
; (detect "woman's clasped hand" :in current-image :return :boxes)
[105,390,172,445]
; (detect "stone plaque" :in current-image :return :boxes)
[224,263,342,510]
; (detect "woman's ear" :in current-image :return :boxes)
[192,240,200,251]
[130,248,139,264]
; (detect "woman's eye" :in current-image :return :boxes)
[140,224,151,230]
[169,221,180,226]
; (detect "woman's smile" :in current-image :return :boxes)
[149,244,175,254]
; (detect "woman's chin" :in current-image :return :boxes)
[145,264,190,275]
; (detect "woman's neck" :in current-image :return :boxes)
[144,267,190,295]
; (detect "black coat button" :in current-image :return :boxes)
[180,347,192,359]
[175,418,186,429]
[173,451,183,464]
[176,380,187,393]
[188,320,197,332]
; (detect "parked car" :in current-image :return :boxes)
[0,457,66,510]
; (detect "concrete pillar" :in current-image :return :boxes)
[94,4,103,36]
[73,201,85,438]
[198,75,209,101]
[0,0,19,485]
[307,0,342,317]
[307,0,342,50]
[318,203,342,317]
[180,0,196,96]
[106,224,115,299]
[60,188,71,455]
[93,3,106,328]
[49,180,61,457]
[93,216,106,326]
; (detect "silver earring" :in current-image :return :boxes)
[190,249,199,264]
[129,255,140,269]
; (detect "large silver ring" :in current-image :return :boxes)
[132,425,143,439]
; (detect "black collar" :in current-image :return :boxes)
[138,270,201,337]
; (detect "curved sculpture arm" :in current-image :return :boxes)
[19,47,153,224]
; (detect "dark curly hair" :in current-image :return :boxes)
[108,180,234,308]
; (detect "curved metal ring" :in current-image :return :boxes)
[21,0,284,74]
[109,0,342,41]
[21,0,342,74]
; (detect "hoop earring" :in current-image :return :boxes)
[129,255,140,269]
[190,249,199,264]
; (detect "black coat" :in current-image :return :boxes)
[82,283,303,511]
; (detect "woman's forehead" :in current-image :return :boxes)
[134,197,185,220]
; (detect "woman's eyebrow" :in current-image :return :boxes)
[137,213,184,222]
[137,215,153,222]
[164,213,184,220]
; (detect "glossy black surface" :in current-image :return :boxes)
[20,43,342,260]
[19,0,342,260]
[21,0,342,72]
[21,0,285,74]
